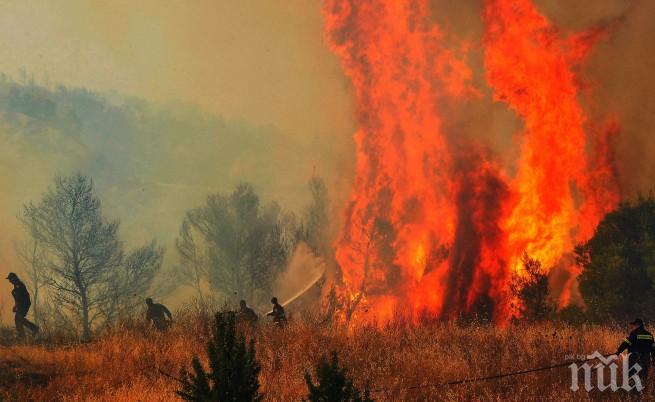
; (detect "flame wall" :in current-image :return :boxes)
[323,0,620,323]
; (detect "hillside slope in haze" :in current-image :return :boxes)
[0,78,330,249]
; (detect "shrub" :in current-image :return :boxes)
[177,311,261,401]
[304,351,373,402]
[511,254,555,321]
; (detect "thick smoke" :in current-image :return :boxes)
[273,243,326,309]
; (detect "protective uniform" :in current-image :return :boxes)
[616,319,655,387]
[267,297,286,327]
[7,272,39,339]
[146,299,173,330]
[238,300,258,325]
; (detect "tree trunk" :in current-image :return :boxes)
[32,286,39,324]
[194,262,204,307]
[81,291,90,341]
[30,240,39,324]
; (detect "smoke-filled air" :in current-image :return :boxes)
[2,1,655,400]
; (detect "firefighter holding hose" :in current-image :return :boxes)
[615,318,655,388]
[267,297,286,327]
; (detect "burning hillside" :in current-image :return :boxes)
[322,0,620,324]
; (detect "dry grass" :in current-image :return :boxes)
[0,310,643,401]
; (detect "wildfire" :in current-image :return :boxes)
[323,0,619,324]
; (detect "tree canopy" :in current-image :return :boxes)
[576,196,655,320]
[21,174,164,339]
[179,183,289,306]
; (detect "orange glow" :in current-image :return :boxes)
[323,0,619,325]
[483,0,619,308]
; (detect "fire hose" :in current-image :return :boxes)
[265,271,324,316]
[157,353,618,395]
[371,352,617,393]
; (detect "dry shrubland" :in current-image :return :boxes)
[0,307,642,401]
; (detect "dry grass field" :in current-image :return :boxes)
[0,308,643,401]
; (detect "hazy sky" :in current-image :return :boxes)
[0,0,355,143]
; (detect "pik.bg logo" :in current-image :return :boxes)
[568,352,644,392]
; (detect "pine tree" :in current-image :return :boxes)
[177,311,261,402]
[304,352,373,402]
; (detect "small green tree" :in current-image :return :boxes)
[576,196,655,320]
[511,254,555,321]
[304,352,373,402]
[177,311,261,402]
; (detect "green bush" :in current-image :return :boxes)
[177,311,261,402]
[304,352,373,402]
[577,196,655,320]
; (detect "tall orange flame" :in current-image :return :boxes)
[323,0,619,324]
[484,0,620,307]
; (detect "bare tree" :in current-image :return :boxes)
[37,294,79,337]
[297,175,332,258]
[176,218,207,304]
[337,215,401,322]
[101,241,165,323]
[21,174,162,340]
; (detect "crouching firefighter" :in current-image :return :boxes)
[616,318,655,389]
[266,297,286,327]
[145,298,173,331]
